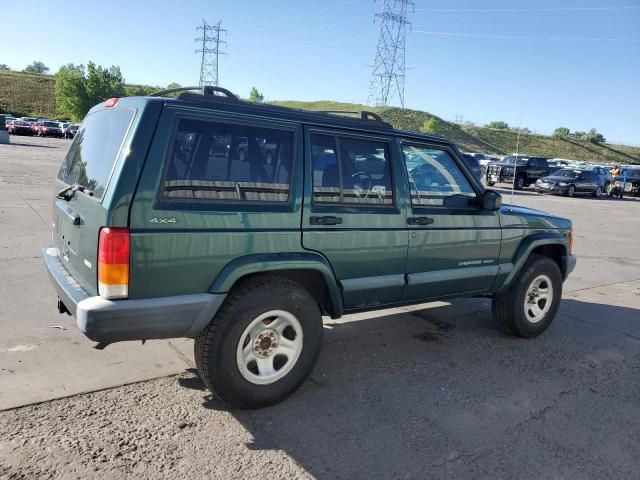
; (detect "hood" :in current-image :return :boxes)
[499,203,572,231]
[540,175,574,183]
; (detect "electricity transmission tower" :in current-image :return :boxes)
[196,19,226,87]
[368,0,414,108]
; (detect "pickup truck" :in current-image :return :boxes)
[486,155,552,190]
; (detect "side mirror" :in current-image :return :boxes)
[483,190,502,211]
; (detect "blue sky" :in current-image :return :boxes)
[3,0,639,144]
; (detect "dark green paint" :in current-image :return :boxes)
[50,95,575,321]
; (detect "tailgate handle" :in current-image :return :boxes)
[61,208,81,226]
[407,216,434,225]
[310,216,343,226]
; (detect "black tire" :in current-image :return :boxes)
[593,186,602,197]
[566,185,575,197]
[195,276,323,409]
[515,177,525,190]
[487,181,495,186]
[492,253,563,338]
[619,192,624,199]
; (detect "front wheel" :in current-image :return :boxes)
[566,185,575,197]
[492,254,563,338]
[195,276,323,409]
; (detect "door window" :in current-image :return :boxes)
[161,118,294,203]
[402,145,477,207]
[311,134,393,206]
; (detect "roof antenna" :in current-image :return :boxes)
[510,100,524,212]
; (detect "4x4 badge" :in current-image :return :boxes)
[149,217,177,224]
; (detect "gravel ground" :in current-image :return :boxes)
[2,136,640,479]
[0,371,310,480]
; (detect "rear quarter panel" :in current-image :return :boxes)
[127,103,305,299]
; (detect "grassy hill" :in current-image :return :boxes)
[2,71,637,164]
[273,100,640,165]
[0,71,56,118]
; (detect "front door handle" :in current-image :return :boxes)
[310,216,343,226]
[407,216,434,225]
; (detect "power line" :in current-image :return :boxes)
[229,0,363,30]
[368,0,414,108]
[412,30,640,43]
[196,19,227,87]
[414,6,640,13]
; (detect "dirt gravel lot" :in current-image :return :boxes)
[1,136,639,479]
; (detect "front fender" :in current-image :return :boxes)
[209,252,343,318]
[496,233,569,292]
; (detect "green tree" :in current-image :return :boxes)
[420,118,439,134]
[55,64,89,120]
[553,127,570,138]
[23,61,49,74]
[124,85,158,96]
[572,131,586,140]
[582,128,606,144]
[249,87,264,102]
[55,62,126,121]
[485,121,509,130]
[0,64,10,71]
[167,82,182,89]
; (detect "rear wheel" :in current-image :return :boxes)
[492,254,562,338]
[593,186,602,197]
[566,185,575,197]
[194,276,323,409]
[515,177,525,190]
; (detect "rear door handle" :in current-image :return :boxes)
[407,216,434,225]
[310,216,343,226]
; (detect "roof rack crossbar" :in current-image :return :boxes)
[150,85,239,100]
[315,110,390,126]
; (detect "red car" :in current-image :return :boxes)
[7,120,34,136]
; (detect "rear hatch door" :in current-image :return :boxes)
[53,106,136,294]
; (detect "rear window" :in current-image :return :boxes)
[57,108,134,200]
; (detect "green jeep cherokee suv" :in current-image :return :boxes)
[43,86,576,409]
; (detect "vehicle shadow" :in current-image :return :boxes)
[177,297,640,478]
[4,141,58,149]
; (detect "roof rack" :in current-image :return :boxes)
[315,110,390,126]
[150,85,239,100]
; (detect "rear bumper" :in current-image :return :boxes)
[42,246,225,343]
[561,254,577,280]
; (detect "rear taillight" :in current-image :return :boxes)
[98,227,129,299]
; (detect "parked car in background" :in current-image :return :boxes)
[4,116,17,126]
[461,153,482,179]
[7,120,34,135]
[486,155,551,190]
[65,123,79,139]
[535,169,604,197]
[35,120,64,138]
[610,167,640,198]
[578,165,612,194]
[20,117,38,125]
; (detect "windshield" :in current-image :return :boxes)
[44,121,59,128]
[57,108,135,200]
[552,169,580,178]
[501,156,528,166]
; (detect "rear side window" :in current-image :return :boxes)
[311,134,393,206]
[161,119,294,203]
[57,108,135,200]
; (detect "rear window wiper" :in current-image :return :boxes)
[56,184,94,201]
